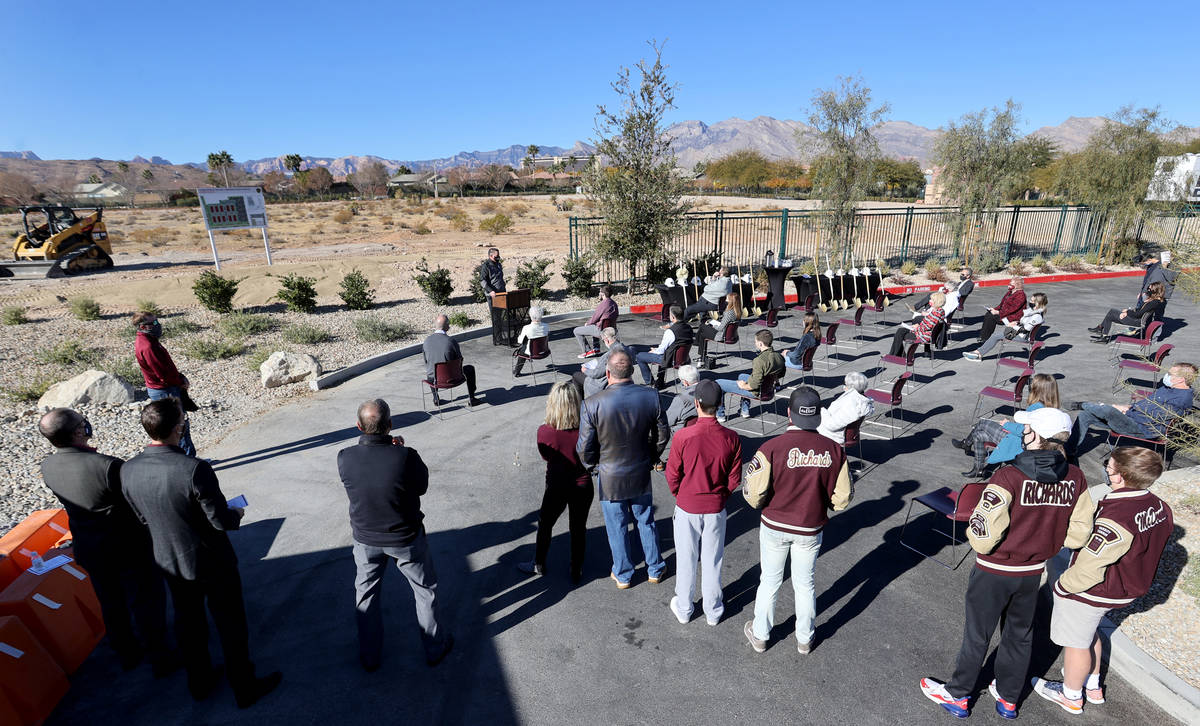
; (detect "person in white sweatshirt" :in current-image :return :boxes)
[817,372,875,445]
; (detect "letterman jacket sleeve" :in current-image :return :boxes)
[1056,518,1133,594]
[743,451,772,509]
[967,483,1012,554]
[1064,488,1097,550]
[830,462,852,511]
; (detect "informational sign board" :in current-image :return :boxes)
[197,187,269,230]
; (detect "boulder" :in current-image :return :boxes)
[38,370,135,410]
[260,352,322,388]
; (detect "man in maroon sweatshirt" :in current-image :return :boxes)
[921,407,1093,719]
[977,277,1026,342]
[1031,446,1173,715]
[133,312,195,457]
[573,284,619,358]
[664,379,742,626]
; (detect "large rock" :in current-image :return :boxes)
[260,352,322,388]
[38,370,135,410]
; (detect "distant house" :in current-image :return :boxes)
[73,182,128,200]
[387,171,449,196]
[527,155,596,173]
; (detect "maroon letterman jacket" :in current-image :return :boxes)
[743,427,852,535]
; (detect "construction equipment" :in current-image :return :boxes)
[2,206,113,279]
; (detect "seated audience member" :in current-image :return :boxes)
[512,306,550,376]
[888,291,945,357]
[696,292,742,369]
[683,266,732,322]
[953,373,1059,478]
[908,268,972,312]
[978,277,1026,342]
[1066,362,1196,457]
[963,292,1047,361]
[572,327,624,398]
[817,372,875,445]
[665,365,701,430]
[637,305,694,388]
[784,313,822,371]
[422,314,480,407]
[909,281,960,319]
[573,285,618,358]
[715,329,785,421]
[1088,281,1165,343]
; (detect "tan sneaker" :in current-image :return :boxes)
[609,572,631,589]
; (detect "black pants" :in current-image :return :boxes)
[428,365,476,400]
[489,301,505,345]
[1098,308,1131,336]
[947,568,1040,702]
[165,569,257,697]
[683,300,717,322]
[696,324,718,359]
[79,547,170,664]
[978,311,1002,341]
[534,484,595,576]
[889,328,916,357]
[571,371,587,398]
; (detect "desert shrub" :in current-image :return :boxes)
[69,296,101,321]
[1060,256,1088,272]
[282,323,332,344]
[107,356,143,388]
[557,199,575,212]
[946,257,963,272]
[4,373,58,403]
[218,312,276,337]
[2,306,28,325]
[181,336,247,361]
[562,256,596,298]
[974,248,1008,274]
[507,202,529,217]
[192,270,239,313]
[38,339,101,367]
[162,319,203,338]
[135,299,162,316]
[468,265,487,303]
[874,258,891,277]
[414,222,432,235]
[1084,252,1106,269]
[274,274,319,313]
[479,199,501,214]
[1031,254,1053,273]
[479,213,513,235]
[379,215,393,227]
[338,269,375,310]
[435,204,460,219]
[1050,252,1069,268]
[449,212,473,232]
[246,347,275,372]
[333,208,353,225]
[1007,257,1030,276]
[923,259,947,282]
[447,312,476,328]
[354,316,413,343]
[413,258,453,305]
[516,258,553,298]
[900,260,918,276]
[130,227,174,246]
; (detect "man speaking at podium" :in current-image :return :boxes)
[480,247,506,345]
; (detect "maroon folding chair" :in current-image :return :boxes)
[1111,343,1173,392]
[707,321,742,367]
[723,372,786,436]
[991,341,1044,385]
[513,336,553,385]
[1110,320,1163,359]
[804,293,818,313]
[661,342,693,390]
[421,358,470,419]
[753,308,779,328]
[598,315,618,334]
[969,368,1032,422]
[791,344,819,388]
[836,305,868,349]
[899,481,987,569]
[921,321,949,371]
[814,322,844,371]
[998,322,1044,357]
[863,372,913,439]
[874,342,920,394]
[842,415,870,474]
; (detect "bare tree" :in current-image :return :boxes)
[0,171,39,205]
[350,161,389,199]
[446,166,472,195]
[481,164,511,192]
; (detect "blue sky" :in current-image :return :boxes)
[2,0,1196,163]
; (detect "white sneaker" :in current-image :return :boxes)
[668,596,689,624]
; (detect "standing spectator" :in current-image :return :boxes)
[742,387,851,654]
[517,383,594,583]
[1134,250,1177,312]
[1066,363,1196,457]
[963,292,1046,361]
[573,285,618,357]
[422,314,480,407]
[121,399,281,708]
[132,312,195,457]
[1088,281,1165,343]
[953,373,1059,478]
[888,292,946,357]
[38,408,174,675]
[337,399,454,670]
[665,380,742,626]
[920,407,1092,720]
[577,350,671,588]
[512,306,550,376]
[977,277,1026,342]
[784,313,822,373]
[636,305,693,389]
[696,292,742,369]
[683,266,732,322]
[1032,447,1174,714]
[573,327,624,399]
[480,247,507,345]
[817,372,875,445]
[665,364,701,430]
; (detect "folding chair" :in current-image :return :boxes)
[753,307,780,328]
[786,345,820,388]
[1105,427,1170,468]
[707,322,742,367]
[862,372,913,439]
[835,305,868,349]
[598,315,618,335]
[1109,320,1162,359]
[803,293,817,313]
[991,341,1044,385]
[969,368,1032,422]
[950,291,971,328]
[660,343,693,391]
[1111,343,1173,392]
[421,359,471,419]
[898,482,987,570]
[513,336,553,385]
[814,323,844,371]
[874,342,920,394]
[636,302,671,332]
[842,415,871,475]
[723,372,787,436]
[920,322,949,372]
[997,323,1043,357]
[868,290,892,329]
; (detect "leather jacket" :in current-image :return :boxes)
[577,381,670,501]
[480,258,506,296]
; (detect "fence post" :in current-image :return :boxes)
[778,208,788,259]
[568,217,576,259]
[1052,205,1066,255]
[900,207,913,263]
[1004,205,1020,260]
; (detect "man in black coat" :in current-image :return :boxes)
[121,399,280,708]
[480,247,507,344]
[337,399,453,670]
[38,407,174,674]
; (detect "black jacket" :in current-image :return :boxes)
[577,381,670,501]
[120,445,241,581]
[480,258,506,296]
[40,447,150,565]
[661,321,695,366]
[337,435,430,547]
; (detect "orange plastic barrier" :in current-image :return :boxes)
[42,547,102,623]
[0,510,72,590]
[0,561,104,673]
[0,615,70,726]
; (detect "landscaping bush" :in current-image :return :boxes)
[274,274,319,313]
[413,258,453,305]
[479,199,501,214]
[69,296,101,321]
[468,265,487,303]
[974,249,1008,274]
[107,356,143,388]
[562,256,596,299]
[1031,254,1053,273]
[246,347,275,372]
[4,373,58,403]
[447,312,476,328]
[946,258,963,272]
[1060,256,1088,272]
[135,299,162,316]
[2,306,28,325]
[338,269,375,310]
[1084,252,1107,269]
[1007,257,1030,276]
[282,323,332,344]
[874,258,891,277]
[162,318,203,338]
[1109,237,1142,266]
[354,316,413,343]
[1050,252,1069,268]
[449,211,473,232]
[515,258,553,298]
[192,270,239,313]
[181,336,247,361]
[900,260,918,276]
[218,312,276,337]
[479,213,513,235]
[413,222,432,235]
[38,339,101,367]
[923,259,947,282]
[333,208,354,224]
[507,201,530,217]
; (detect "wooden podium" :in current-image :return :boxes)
[492,288,531,346]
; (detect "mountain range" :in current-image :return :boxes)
[3,115,1197,188]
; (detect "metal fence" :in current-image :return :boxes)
[568,205,1200,280]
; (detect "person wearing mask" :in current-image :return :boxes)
[1088,281,1166,343]
[953,373,1059,478]
[1134,250,1176,313]
[962,292,1047,361]
[696,291,742,370]
[888,292,946,357]
[422,313,481,407]
[977,277,1026,342]
[1066,363,1197,458]
[573,285,619,358]
[480,247,507,345]
[636,305,694,389]
[132,311,196,457]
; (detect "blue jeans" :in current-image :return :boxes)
[635,350,663,385]
[1067,402,1145,455]
[147,386,196,457]
[716,375,753,418]
[752,526,822,644]
[600,492,665,583]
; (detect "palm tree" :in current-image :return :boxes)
[207,150,235,187]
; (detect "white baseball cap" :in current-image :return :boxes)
[1013,407,1073,438]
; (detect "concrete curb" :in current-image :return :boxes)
[309,308,610,390]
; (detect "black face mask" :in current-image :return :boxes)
[141,322,163,337]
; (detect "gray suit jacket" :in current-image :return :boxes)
[958,279,975,300]
[422,331,463,381]
[121,445,241,581]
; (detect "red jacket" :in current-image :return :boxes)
[665,418,742,514]
[995,288,1027,323]
[135,333,184,389]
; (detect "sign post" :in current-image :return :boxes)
[196,186,272,269]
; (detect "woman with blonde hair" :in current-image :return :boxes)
[696,291,743,370]
[517,382,594,583]
[889,291,946,357]
[953,372,1060,478]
